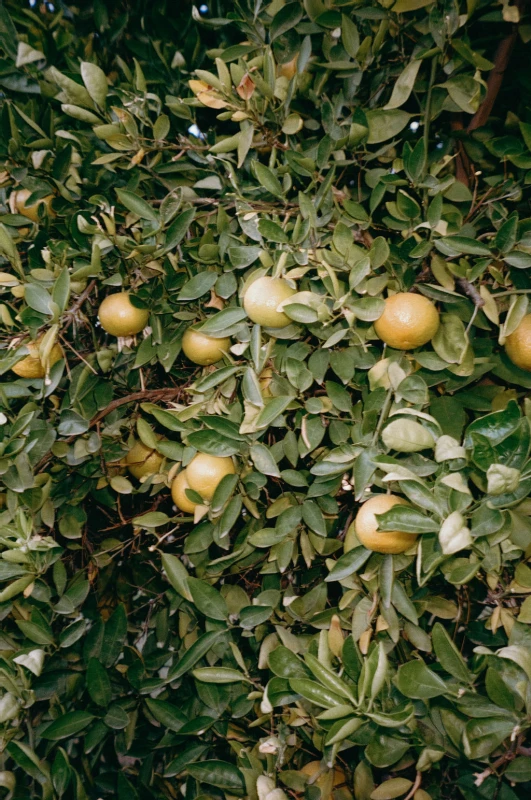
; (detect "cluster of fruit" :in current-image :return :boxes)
[11,263,531,551]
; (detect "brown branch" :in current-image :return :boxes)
[62,280,97,330]
[404,773,422,800]
[451,115,474,187]
[88,387,183,428]
[467,19,521,133]
[35,387,184,473]
[455,278,485,307]
[453,1,527,186]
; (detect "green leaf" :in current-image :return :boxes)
[163,208,196,252]
[192,666,248,683]
[178,272,218,301]
[80,62,108,107]
[326,547,371,582]
[168,631,226,680]
[432,623,473,683]
[187,761,245,791]
[366,110,411,143]
[161,554,193,601]
[145,699,186,732]
[42,711,95,740]
[187,577,229,620]
[376,505,439,534]
[384,60,421,110]
[115,189,158,221]
[395,660,447,699]
[86,658,112,707]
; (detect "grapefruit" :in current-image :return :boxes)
[182,328,231,366]
[126,441,163,480]
[374,292,439,350]
[243,276,296,328]
[171,470,198,513]
[98,292,149,336]
[505,314,531,371]
[185,453,235,501]
[346,494,418,555]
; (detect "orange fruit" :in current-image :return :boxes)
[11,338,63,379]
[347,494,417,555]
[374,292,439,350]
[10,188,55,222]
[125,440,163,480]
[505,314,531,371]
[171,470,198,513]
[98,292,149,336]
[182,328,231,366]
[185,453,235,501]
[243,276,296,328]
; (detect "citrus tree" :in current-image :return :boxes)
[1,0,531,798]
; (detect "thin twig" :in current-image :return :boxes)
[404,773,422,800]
[62,280,97,330]
[455,278,485,308]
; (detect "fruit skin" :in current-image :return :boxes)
[125,441,163,480]
[243,276,296,329]
[186,453,235,501]
[347,494,418,554]
[98,292,149,336]
[505,314,531,371]
[11,340,63,378]
[374,292,439,350]
[182,328,231,366]
[171,470,198,513]
[10,189,55,222]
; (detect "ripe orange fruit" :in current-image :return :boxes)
[243,276,296,328]
[125,441,163,480]
[182,328,231,366]
[347,494,417,555]
[300,761,347,800]
[11,338,63,378]
[374,292,439,350]
[505,314,531,371]
[186,453,235,501]
[10,188,55,222]
[98,292,149,336]
[171,470,198,513]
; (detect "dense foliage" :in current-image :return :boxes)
[1,0,531,798]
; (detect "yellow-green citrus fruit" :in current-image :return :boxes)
[348,494,417,554]
[10,188,55,222]
[182,328,231,366]
[243,276,296,328]
[186,453,236,501]
[125,440,163,480]
[171,470,198,513]
[98,292,149,337]
[374,292,440,350]
[11,339,63,379]
[505,314,531,371]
